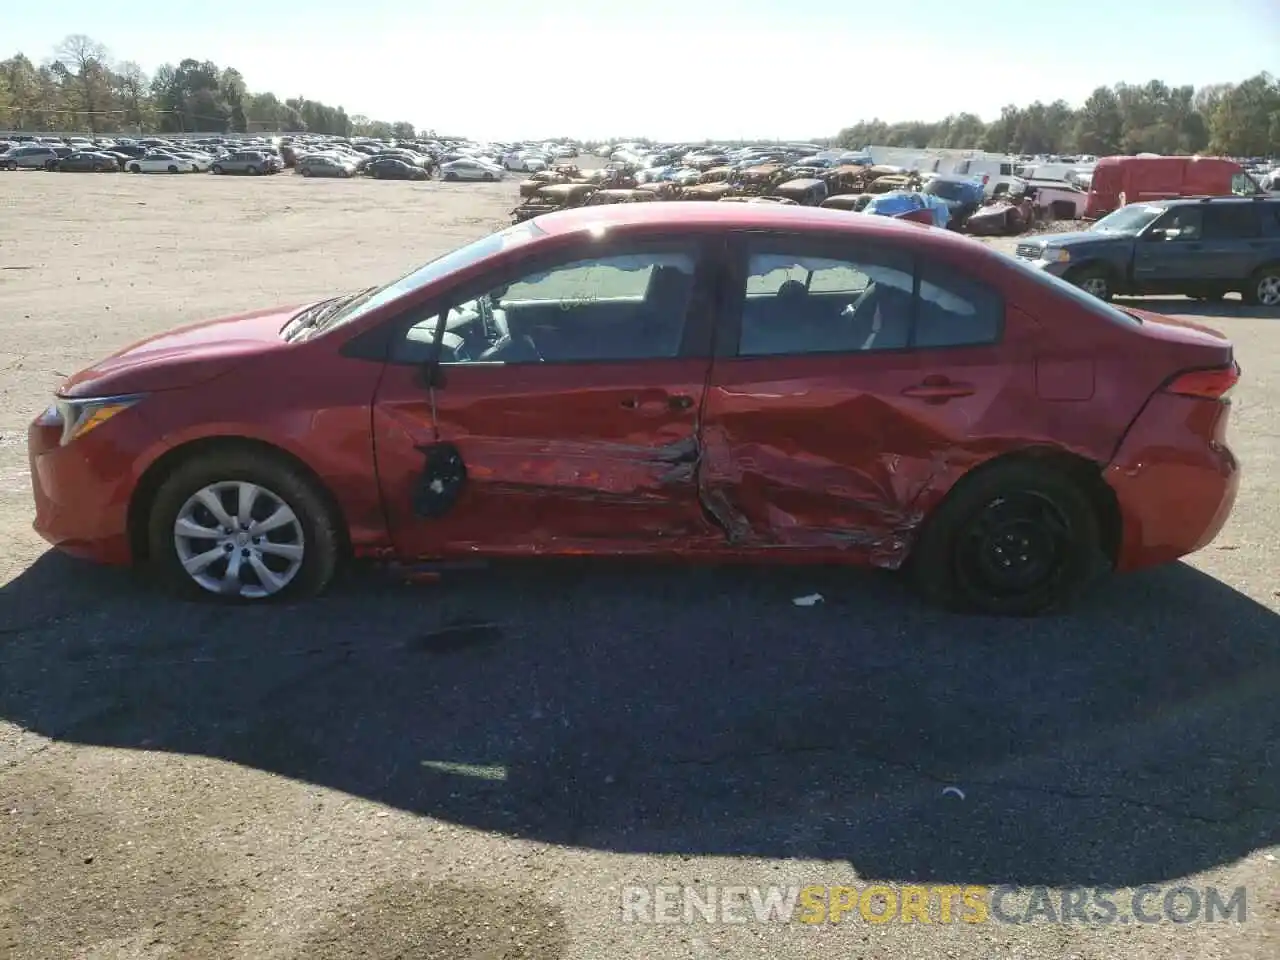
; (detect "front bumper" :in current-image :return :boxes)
[27,404,166,566]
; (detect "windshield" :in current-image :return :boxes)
[321,221,544,330]
[1090,204,1165,234]
[923,180,970,201]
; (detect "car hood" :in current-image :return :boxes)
[1029,230,1111,247]
[60,304,305,399]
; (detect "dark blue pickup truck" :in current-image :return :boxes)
[1013,195,1280,306]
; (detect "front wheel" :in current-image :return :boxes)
[147,450,341,602]
[1066,264,1112,301]
[300,167,312,177]
[908,461,1103,616]
[211,164,223,175]
[444,172,457,181]
[1243,265,1280,307]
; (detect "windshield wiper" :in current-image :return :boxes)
[312,286,379,332]
[282,297,342,341]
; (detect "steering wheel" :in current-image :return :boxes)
[477,295,496,341]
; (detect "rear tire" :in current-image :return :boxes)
[1243,264,1280,307]
[146,449,341,603]
[908,461,1103,616]
[167,165,178,173]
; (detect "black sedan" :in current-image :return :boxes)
[54,151,121,173]
[366,157,429,180]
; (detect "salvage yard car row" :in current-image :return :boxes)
[0,135,511,182]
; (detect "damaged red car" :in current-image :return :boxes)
[28,203,1241,615]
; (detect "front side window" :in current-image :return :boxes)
[1153,206,1204,240]
[394,248,700,365]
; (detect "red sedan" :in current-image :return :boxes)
[27,203,1241,615]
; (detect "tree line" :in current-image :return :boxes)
[0,35,421,139]
[839,75,1280,158]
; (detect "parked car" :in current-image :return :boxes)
[53,150,121,173]
[209,151,281,175]
[921,176,986,228]
[296,154,358,178]
[28,203,1242,616]
[126,152,200,174]
[1015,195,1280,304]
[0,145,63,170]
[366,157,429,180]
[172,150,214,172]
[440,158,504,181]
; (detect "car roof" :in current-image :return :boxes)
[1151,196,1276,209]
[532,201,992,255]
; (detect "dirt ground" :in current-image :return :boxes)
[0,171,1277,960]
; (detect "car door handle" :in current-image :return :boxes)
[901,382,975,400]
[622,394,695,412]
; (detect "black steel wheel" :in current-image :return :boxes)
[909,460,1104,616]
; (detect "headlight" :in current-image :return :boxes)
[1042,247,1071,264]
[40,394,147,445]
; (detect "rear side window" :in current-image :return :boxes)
[1008,255,1143,326]
[914,261,1003,348]
[1202,205,1262,240]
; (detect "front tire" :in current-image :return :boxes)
[1243,264,1280,307]
[1066,264,1113,301]
[146,450,341,602]
[908,461,1103,616]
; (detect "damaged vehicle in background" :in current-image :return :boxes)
[28,204,1241,616]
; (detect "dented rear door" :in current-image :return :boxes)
[371,238,724,558]
[697,234,1018,568]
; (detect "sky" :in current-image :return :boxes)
[7,0,1280,141]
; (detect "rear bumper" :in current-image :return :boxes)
[1104,393,1240,571]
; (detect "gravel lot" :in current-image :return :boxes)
[0,172,1277,960]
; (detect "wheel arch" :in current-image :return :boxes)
[918,445,1122,567]
[128,435,351,564]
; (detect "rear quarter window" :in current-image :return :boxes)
[1009,255,1143,326]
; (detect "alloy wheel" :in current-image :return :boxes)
[1078,276,1109,299]
[172,481,306,599]
[1257,274,1280,307]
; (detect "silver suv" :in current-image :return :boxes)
[210,151,282,176]
[0,146,60,170]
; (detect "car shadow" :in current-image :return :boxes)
[1113,295,1280,319]
[0,552,1276,888]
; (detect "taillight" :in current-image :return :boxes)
[982,174,990,185]
[1162,363,1240,400]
